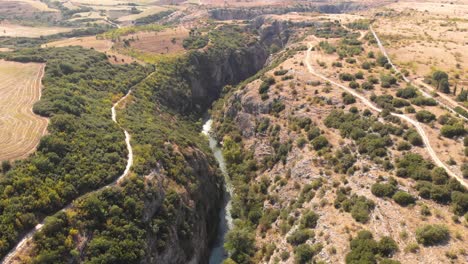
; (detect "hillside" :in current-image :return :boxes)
[0,1,466,264]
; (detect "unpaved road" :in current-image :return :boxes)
[305,43,467,188]
[1,88,134,264]
[370,26,468,122]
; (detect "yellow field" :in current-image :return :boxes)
[1,0,59,12]
[0,61,48,161]
[117,6,169,22]
[0,23,73,38]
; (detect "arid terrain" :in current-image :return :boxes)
[0,1,466,264]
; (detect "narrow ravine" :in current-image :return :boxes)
[1,89,134,264]
[305,43,467,188]
[202,119,234,264]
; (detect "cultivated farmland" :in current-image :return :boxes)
[0,60,48,161]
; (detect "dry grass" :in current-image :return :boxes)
[43,36,138,64]
[0,22,73,38]
[117,6,169,22]
[0,60,48,161]
[117,26,189,55]
[1,0,59,12]
[43,36,113,52]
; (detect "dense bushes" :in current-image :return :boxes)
[440,123,466,138]
[342,92,356,104]
[0,47,148,258]
[346,230,398,264]
[415,224,450,246]
[312,136,329,151]
[371,181,397,198]
[380,74,397,88]
[392,191,415,206]
[396,86,418,99]
[334,188,375,223]
[415,110,436,123]
[225,226,256,263]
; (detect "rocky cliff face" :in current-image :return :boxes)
[188,19,291,112]
[209,2,381,21]
[142,147,223,264]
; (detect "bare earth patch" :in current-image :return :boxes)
[0,60,48,161]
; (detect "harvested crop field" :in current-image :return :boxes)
[120,26,189,55]
[43,36,138,64]
[43,36,113,52]
[0,61,48,161]
[0,22,73,38]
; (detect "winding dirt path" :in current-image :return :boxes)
[370,26,468,122]
[304,43,467,188]
[1,89,134,264]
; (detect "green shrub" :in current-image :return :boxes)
[361,82,374,90]
[349,81,360,89]
[300,211,320,229]
[343,92,357,104]
[312,136,329,150]
[380,74,397,88]
[295,243,322,264]
[378,236,399,257]
[415,110,436,123]
[340,73,355,81]
[392,191,415,206]
[297,137,308,149]
[396,86,418,99]
[411,97,437,106]
[371,183,397,197]
[415,224,450,246]
[287,228,314,245]
[225,226,256,263]
[355,71,364,79]
[440,123,465,138]
[274,69,288,76]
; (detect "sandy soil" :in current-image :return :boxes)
[0,60,48,161]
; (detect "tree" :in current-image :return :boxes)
[377,236,398,257]
[300,211,319,229]
[371,183,397,197]
[440,123,466,138]
[415,110,436,123]
[1,160,11,173]
[224,226,256,263]
[439,78,450,93]
[312,136,329,150]
[416,224,450,246]
[295,244,322,264]
[392,191,415,206]
[432,70,448,89]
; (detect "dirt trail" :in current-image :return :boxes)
[1,87,135,264]
[370,26,468,122]
[305,43,467,188]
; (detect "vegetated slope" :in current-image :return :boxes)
[5,20,289,263]
[0,46,148,260]
[0,61,47,161]
[210,21,467,263]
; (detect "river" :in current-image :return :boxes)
[202,119,234,264]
